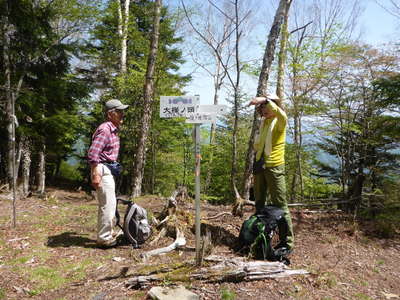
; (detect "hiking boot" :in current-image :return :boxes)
[96,239,117,249]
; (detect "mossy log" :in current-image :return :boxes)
[126,255,308,289]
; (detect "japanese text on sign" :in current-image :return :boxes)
[185,113,216,124]
[160,96,200,118]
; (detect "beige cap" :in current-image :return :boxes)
[105,99,129,111]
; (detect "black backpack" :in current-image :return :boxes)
[116,198,151,248]
[238,206,290,264]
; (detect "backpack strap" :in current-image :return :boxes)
[250,222,270,260]
[115,199,123,230]
[116,198,132,230]
[123,204,140,249]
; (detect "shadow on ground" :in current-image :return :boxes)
[47,231,97,248]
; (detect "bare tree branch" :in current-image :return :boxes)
[289,21,313,35]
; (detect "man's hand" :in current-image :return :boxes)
[91,165,102,189]
[91,174,102,189]
[248,96,268,106]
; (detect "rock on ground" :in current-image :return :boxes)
[148,285,199,300]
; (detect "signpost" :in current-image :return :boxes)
[159,95,227,265]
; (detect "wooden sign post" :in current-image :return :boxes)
[160,95,227,265]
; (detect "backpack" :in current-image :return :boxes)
[238,206,290,264]
[116,198,151,248]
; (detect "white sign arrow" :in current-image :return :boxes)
[197,104,228,115]
[185,112,216,124]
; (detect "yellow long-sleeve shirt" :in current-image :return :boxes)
[253,101,287,167]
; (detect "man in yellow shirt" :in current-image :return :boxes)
[249,93,294,252]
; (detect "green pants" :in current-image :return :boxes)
[254,164,294,249]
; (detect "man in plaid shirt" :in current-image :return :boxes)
[88,99,129,248]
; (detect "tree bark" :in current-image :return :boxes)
[3,0,18,227]
[118,0,130,73]
[131,0,162,197]
[15,138,23,181]
[3,0,14,190]
[257,0,289,96]
[21,138,31,197]
[150,130,156,194]
[289,19,308,202]
[276,1,298,202]
[36,142,46,195]
[242,0,292,201]
[204,57,224,193]
[276,1,291,100]
[230,0,241,198]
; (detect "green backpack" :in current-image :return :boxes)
[238,206,290,264]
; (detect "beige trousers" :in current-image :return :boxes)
[95,164,116,243]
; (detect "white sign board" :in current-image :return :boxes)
[197,104,228,115]
[185,104,227,124]
[160,95,200,118]
[185,112,216,124]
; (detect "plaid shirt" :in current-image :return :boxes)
[88,121,120,166]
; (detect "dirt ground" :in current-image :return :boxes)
[0,187,399,300]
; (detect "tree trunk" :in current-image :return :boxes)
[3,0,18,227]
[204,122,216,193]
[276,2,294,202]
[15,138,23,180]
[204,58,224,193]
[118,0,130,73]
[21,138,31,197]
[183,129,191,187]
[242,0,291,200]
[290,20,308,203]
[348,170,365,213]
[276,1,291,100]
[36,142,46,195]
[3,1,14,190]
[231,90,239,194]
[131,0,162,197]
[230,0,241,197]
[298,114,304,199]
[150,128,156,194]
[54,157,62,180]
[257,0,290,96]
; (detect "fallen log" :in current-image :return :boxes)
[196,255,309,281]
[149,227,167,246]
[204,212,232,220]
[288,200,350,207]
[126,255,308,289]
[141,227,186,261]
[0,184,9,192]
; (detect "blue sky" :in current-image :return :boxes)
[361,0,398,44]
[178,0,399,106]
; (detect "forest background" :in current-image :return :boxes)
[1,0,399,233]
